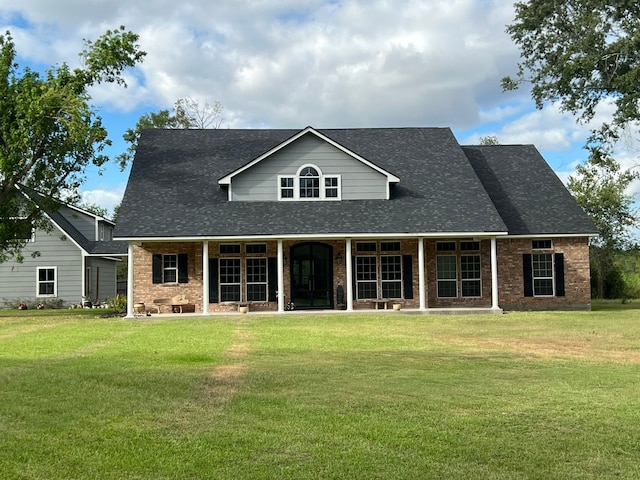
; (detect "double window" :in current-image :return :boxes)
[355,242,402,299]
[217,244,269,302]
[37,267,56,297]
[436,241,482,298]
[279,164,341,200]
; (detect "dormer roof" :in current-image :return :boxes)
[217,126,400,185]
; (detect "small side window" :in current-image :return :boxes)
[532,239,552,250]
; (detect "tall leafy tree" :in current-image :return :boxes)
[116,97,224,169]
[504,0,640,297]
[568,150,638,298]
[503,0,640,147]
[0,26,145,262]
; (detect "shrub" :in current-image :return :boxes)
[109,294,127,314]
[2,298,65,309]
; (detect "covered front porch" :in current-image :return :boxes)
[126,235,502,317]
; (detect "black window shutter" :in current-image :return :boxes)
[352,256,357,300]
[152,254,162,284]
[555,253,565,297]
[209,258,219,303]
[268,257,277,302]
[523,254,533,297]
[178,254,188,283]
[403,255,414,299]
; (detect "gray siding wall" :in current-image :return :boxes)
[231,134,388,201]
[85,257,118,303]
[0,224,83,306]
[60,205,96,240]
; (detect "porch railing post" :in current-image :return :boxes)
[126,242,134,318]
[202,240,209,315]
[491,237,500,310]
[346,238,353,311]
[278,240,285,312]
[418,237,426,310]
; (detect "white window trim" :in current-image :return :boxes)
[460,254,482,298]
[36,266,57,297]
[436,255,458,298]
[355,255,378,300]
[532,239,553,250]
[245,257,268,302]
[219,257,242,302]
[162,253,179,284]
[532,253,555,297]
[278,164,342,201]
[380,254,403,299]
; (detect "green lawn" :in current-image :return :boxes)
[1,306,639,479]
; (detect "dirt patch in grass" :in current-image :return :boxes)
[199,320,253,405]
[0,321,73,340]
[444,335,640,363]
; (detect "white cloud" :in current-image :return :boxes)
[2,0,523,129]
[80,185,126,218]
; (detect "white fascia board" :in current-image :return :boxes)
[115,231,509,243]
[504,233,598,239]
[58,201,115,225]
[218,126,400,185]
[84,255,123,261]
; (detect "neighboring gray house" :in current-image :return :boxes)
[114,126,597,316]
[0,200,126,308]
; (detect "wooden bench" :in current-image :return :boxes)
[152,295,194,314]
[373,299,392,309]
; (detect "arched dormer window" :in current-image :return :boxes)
[299,166,320,198]
[278,164,341,201]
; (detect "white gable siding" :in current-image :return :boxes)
[230,134,388,201]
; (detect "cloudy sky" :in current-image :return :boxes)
[0,0,628,217]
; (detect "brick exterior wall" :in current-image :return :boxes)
[130,236,591,313]
[496,237,591,311]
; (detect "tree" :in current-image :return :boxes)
[0,26,145,262]
[504,1,640,297]
[568,150,639,297]
[503,0,640,148]
[174,97,224,129]
[78,202,108,218]
[479,135,500,145]
[116,97,224,169]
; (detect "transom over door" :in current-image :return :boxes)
[290,243,333,309]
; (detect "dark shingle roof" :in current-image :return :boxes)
[113,127,595,239]
[463,145,597,235]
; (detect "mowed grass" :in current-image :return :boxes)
[1,307,639,479]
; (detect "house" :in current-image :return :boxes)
[113,126,597,316]
[0,196,126,308]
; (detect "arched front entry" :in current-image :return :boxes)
[290,242,333,309]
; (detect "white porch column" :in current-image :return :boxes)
[277,240,285,312]
[202,241,209,315]
[346,238,353,311]
[126,242,134,318]
[418,237,426,310]
[491,237,500,310]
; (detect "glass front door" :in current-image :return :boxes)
[290,243,333,309]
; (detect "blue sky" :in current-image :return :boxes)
[1,0,635,218]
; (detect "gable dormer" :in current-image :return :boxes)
[218,127,399,202]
